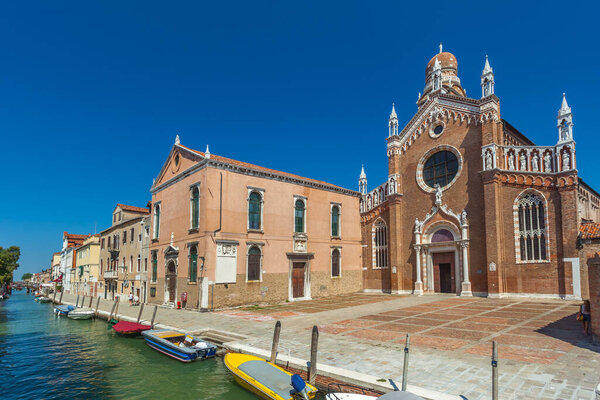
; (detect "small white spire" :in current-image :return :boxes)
[175,135,180,145]
[205,144,211,159]
[389,103,397,119]
[170,232,174,246]
[559,93,571,114]
[433,57,441,71]
[482,55,493,74]
[359,164,366,179]
[439,43,443,54]
[418,92,421,100]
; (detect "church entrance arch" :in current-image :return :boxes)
[420,223,463,295]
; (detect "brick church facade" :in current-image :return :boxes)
[360,46,599,299]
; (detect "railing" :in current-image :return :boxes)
[103,270,118,279]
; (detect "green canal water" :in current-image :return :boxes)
[0,291,261,399]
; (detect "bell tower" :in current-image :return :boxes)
[557,93,573,143]
[480,55,494,97]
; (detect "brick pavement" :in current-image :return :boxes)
[58,293,600,400]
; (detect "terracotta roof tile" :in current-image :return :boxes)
[117,203,150,214]
[178,144,349,191]
[580,222,600,240]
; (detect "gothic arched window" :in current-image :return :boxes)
[516,193,548,262]
[248,191,262,230]
[331,248,341,277]
[153,204,161,239]
[247,246,261,281]
[373,220,388,269]
[331,205,340,237]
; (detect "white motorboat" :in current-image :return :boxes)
[67,307,95,320]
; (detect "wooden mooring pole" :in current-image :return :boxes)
[492,341,498,400]
[401,334,410,391]
[81,295,86,308]
[136,303,145,324]
[307,325,319,385]
[75,294,80,308]
[95,297,101,316]
[270,320,281,364]
[109,298,118,321]
[88,296,93,308]
[150,305,158,328]
[52,288,57,304]
[59,290,64,305]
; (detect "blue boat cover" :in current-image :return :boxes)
[239,360,295,399]
[55,305,75,313]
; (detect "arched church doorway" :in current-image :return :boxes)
[166,261,177,303]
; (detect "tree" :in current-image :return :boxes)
[21,272,33,281]
[0,246,20,284]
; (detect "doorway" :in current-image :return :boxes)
[166,261,177,303]
[432,252,456,293]
[292,262,305,298]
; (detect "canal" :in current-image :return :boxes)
[0,291,259,399]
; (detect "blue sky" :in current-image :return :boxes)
[1,1,598,275]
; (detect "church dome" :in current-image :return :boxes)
[425,52,458,77]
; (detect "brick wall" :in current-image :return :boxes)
[587,254,600,343]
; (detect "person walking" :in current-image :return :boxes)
[128,292,133,306]
[580,300,591,336]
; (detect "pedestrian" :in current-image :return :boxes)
[579,300,591,335]
[128,292,133,306]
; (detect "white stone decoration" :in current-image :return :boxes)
[175,135,180,145]
[489,262,497,272]
[480,55,494,98]
[485,151,493,170]
[216,241,238,284]
[531,153,539,172]
[508,152,515,170]
[557,93,573,143]
[520,154,527,171]
[388,104,398,136]
[544,153,552,172]
[562,151,570,171]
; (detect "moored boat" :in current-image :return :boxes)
[54,304,75,316]
[67,307,95,320]
[36,296,52,303]
[112,321,151,336]
[141,329,217,362]
[224,352,317,400]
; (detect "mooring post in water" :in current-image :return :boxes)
[75,294,80,308]
[95,297,101,316]
[109,298,118,321]
[401,334,410,391]
[59,290,64,305]
[307,325,319,384]
[52,289,57,304]
[81,295,86,308]
[137,303,145,324]
[492,341,498,400]
[270,320,281,364]
[88,296,93,308]
[150,305,158,328]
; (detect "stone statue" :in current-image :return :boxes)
[520,154,527,171]
[544,153,551,172]
[560,121,569,141]
[414,218,423,232]
[434,184,443,206]
[508,153,515,170]
[562,151,570,171]
[531,153,539,172]
[485,151,493,170]
[460,210,467,226]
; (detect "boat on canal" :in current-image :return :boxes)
[224,353,317,400]
[67,307,95,320]
[54,304,75,316]
[36,296,52,303]
[141,329,217,362]
[112,320,152,336]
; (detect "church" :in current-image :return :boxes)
[359,46,598,299]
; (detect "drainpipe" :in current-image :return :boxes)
[213,172,223,237]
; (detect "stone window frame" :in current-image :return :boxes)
[293,195,308,234]
[331,246,342,278]
[189,182,201,232]
[372,218,388,270]
[187,241,199,284]
[429,120,446,139]
[152,202,161,240]
[330,202,342,239]
[416,144,463,194]
[247,186,265,233]
[245,241,264,283]
[513,189,551,264]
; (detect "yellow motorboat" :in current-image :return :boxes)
[224,353,318,400]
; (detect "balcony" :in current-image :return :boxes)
[103,270,118,279]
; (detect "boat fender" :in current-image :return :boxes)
[291,374,310,399]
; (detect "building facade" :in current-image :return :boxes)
[58,232,89,293]
[74,235,101,297]
[360,47,594,300]
[99,204,150,300]
[148,139,362,309]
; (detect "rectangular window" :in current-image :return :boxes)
[123,231,127,244]
[130,256,133,273]
[108,237,111,248]
[151,252,158,282]
[137,257,141,273]
[101,238,105,249]
[130,228,134,243]
[144,258,148,272]
[150,287,156,297]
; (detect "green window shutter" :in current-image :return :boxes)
[191,188,200,229]
[248,192,261,230]
[189,246,197,282]
[294,200,305,233]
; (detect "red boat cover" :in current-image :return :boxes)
[112,321,151,334]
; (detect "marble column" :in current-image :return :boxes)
[460,241,472,296]
[414,245,423,295]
